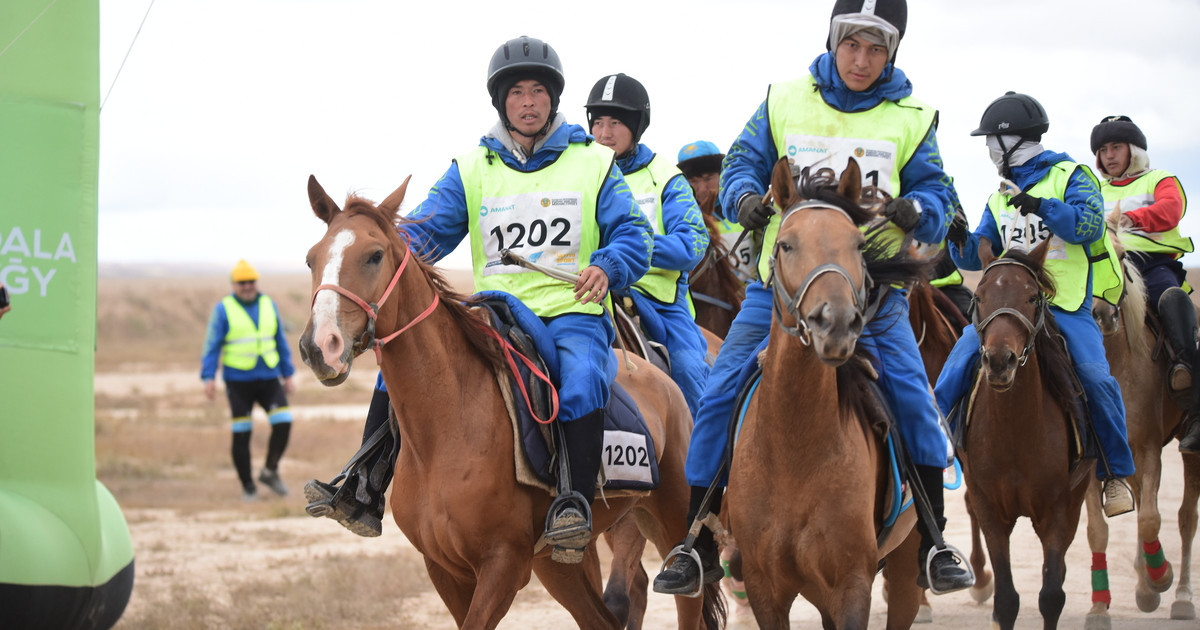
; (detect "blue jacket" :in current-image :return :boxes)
[402,122,653,294]
[717,52,954,246]
[616,143,708,278]
[200,293,295,382]
[949,150,1106,276]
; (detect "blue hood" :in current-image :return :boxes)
[808,52,913,113]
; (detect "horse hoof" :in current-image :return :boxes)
[1136,589,1162,613]
[1084,612,1112,630]
[913,604,932,624]
[970,579,994,604]
[1170,600,1196,620]
[551,545,584,564]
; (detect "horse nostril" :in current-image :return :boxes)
[322,332,343,359]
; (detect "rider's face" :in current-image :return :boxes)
[1097,142,1131,178]
[505,80,552,137]
[687,171,720,203]
[835,34,888,92]
[590,115,635,157]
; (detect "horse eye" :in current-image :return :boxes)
[778,241,794,253]
[368,250,384,265]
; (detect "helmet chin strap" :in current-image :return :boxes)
[995,135,1026,180]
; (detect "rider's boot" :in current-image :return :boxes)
[545,409,605,560]
[304,386,395,537]
[652,485,725,595]
[1159,287,1198,394]
[914,465,974,593]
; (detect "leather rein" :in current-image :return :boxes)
[311,246,440,363]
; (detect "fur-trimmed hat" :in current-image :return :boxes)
[676,140,724,179]
[1090,115,1147,154]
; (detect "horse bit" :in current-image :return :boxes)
[311,246,440,362]
[971,258,1047,367]
[766,200,873,345]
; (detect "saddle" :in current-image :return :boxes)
[473,291,662,495]
[612,293,672,375]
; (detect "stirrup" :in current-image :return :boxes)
[923,544,975,596]
[544,490,592,547]
[656,543,708,598]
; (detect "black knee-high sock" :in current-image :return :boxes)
[915,464,948,555]
[265,422,291,471]
[232,432,253,489]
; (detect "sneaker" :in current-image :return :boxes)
[242,485,258,502]
[1102,478,1135,517]
[257,468,289,496]
[918,549,975,594]
[652,548,724,595]
[1180,418,1200,455]
[303,479,382,537]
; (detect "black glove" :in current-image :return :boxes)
[946,206,969,248]
[737,194,774,230]
[1007,192,1042,216]
[882,198,920,232]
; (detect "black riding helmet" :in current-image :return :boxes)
[585,73,651,144]
[486,36,565,135]
[827,0,907,63]
[970,91,1049,141]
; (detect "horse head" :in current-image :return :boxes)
[767,157,875,365]
[973,237,1053,390]
[299,175,414,385]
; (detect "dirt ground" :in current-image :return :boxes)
[95,272,1200,629]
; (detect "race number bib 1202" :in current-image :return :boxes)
[602,429,654,485]
[479,191,584,276]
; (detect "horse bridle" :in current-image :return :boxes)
[971,258,1047,367]
[766,201,874,345]
[311,246,440,362]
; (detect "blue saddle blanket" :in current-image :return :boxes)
[475,291,661,492]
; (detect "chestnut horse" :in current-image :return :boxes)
[298,176,722,630]
[691,192,746,339]
[724,158,924,629]
[1083,220,1200,628]
[963,238,1092,629]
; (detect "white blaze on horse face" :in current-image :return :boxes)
[311,229,355,370]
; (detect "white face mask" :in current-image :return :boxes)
[986,134,1043,175]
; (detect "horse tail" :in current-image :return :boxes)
[701,581,727,630]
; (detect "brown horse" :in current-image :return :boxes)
[298,176,722,630]
[724,158,923,629]
[1083,222,1200,628]
[963,238,1092,629]
[691,191,746,339]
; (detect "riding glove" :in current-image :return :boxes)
[882,198,920,232]
[946,206,969,248]
[737,194,773,230]
[1007,192,1042,216]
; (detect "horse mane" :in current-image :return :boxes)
[1106,211,1150,353]
[993,248,1079,406]
[797,171,877,226]
[342,196,506,368]
[697,194,746,305]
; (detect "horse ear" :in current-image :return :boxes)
[769,157,796,208]
[1029,237,1052,266]
[378,175,413,218]
[839,158,863,206]
[308,175,341,225]
[978,237,996,268]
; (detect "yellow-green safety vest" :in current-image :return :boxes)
[986,161,1123,310]
[221,294,280,370]
[460,142,610,317]
[759,75,937,281]
[1101,169,1193,256]
[623,154,686,304]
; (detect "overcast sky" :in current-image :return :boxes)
[97,0,1200,273]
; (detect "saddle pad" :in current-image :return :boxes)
[472,292,661,493]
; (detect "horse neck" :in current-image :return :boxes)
[757,334,847,440]
[974,354,1060,444]
[374,267,504,450]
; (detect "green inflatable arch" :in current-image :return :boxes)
[0,1,135,628]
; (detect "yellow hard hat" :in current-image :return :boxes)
[230,259,259,282]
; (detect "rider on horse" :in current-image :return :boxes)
[303,37,655,558]
[677,140,758,285]
[1091,115,1200,453]
[652,0,975,597]
[586,73,712,417]
[938,91,1138,518]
